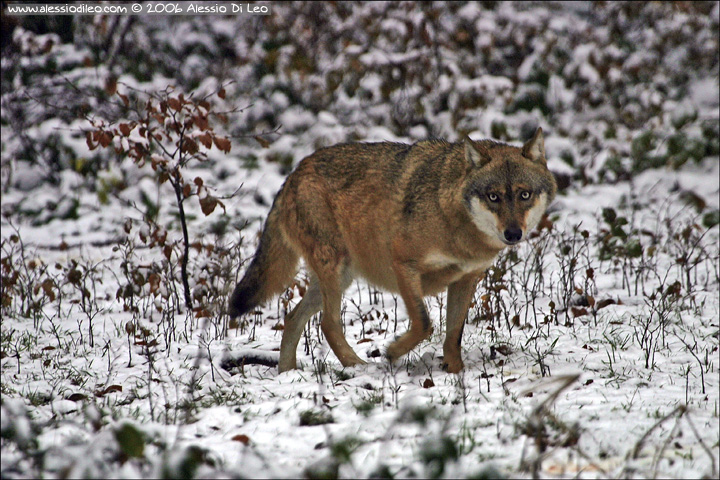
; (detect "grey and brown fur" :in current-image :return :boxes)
[229,128,557,373]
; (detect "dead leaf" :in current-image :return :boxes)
[181,137,199,155]
[105,76,117,95]
[254,135,271,148]
[86,131,96,150]
[596,298,616,311]
[213,135,232,153]
[199,196,217,216]
[167,97,181,111]
[197,132,212,149]
[95,385,122,397]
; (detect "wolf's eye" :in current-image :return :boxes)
[520,191,532,201]
[487,193,500,203]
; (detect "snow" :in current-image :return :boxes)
[2,2,719,479]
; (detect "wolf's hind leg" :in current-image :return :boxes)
[278,276,323,372]
[315,264,366,368]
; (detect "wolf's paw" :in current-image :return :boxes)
[441,358,464,374]
[339,355,367,368]
[278,361,298,373]
[385,327,434,362]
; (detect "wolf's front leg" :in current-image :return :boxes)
[385,261,434,362]
[442,273,482,373]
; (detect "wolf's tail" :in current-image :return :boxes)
[228,204,299,318]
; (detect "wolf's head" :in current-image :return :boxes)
[463,128,557,248]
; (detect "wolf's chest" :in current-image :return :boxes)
[422,251,493,275]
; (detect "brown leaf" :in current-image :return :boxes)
[197,132,212,148]
[167,97,181,111]
[105,76,117,95]
[357,338,372,344]
[118,92,129,107]
[254,135,271,148]
[213,135,231,153]
[571,307,589,318]
[199,196,217,216]
[99,131,113,148]
[193,177,204,187]
[41,279,56,301]
[422,378,435,388]
[494,344,513,356]
[181,138,199,155]
[119,123,131,136]
[596,298,616,311]
[67,393,88,402]
[67,268,82,285]
[86,131,96,151]
[232,434,250,445]
[537,214,553,231]
[125,322,136,335]
[95,385,122,397]
[195,114,209,131]
[218,88,226,99]
[148,273,160,295]
[183,183,192,198]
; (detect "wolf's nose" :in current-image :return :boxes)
[504,227,522,244]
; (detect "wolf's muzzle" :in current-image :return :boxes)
[503,227,522,244]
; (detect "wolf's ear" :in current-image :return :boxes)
[464,136,492,168]
[522,127,546,164]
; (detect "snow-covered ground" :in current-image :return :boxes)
[2,2,718,478]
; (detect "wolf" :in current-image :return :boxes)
[228,127,557,373]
